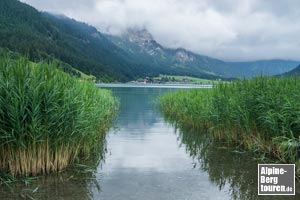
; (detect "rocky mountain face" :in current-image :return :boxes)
[1,0,299,81]
[107,28,300,78]
[107,29,228,79]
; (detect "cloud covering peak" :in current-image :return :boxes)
[21,0,300,61]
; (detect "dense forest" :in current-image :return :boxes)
[0,0,167,82]
[0,0,299,82]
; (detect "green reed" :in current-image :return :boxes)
[159,77,300,168]
[0,56,118,176]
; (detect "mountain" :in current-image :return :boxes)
[0,0,224,82]
[106,29,229,79]
[0,0,169,82]
[0,0,299,81]
[107,29,300,78]
[276,64,300,77]
[228,60,300,77]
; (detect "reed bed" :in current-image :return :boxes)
[159,77,300,167]
[0,57,118,176]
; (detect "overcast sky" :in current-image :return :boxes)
[21,0,300,61]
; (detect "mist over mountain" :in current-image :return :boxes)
[1,0,299,82]
[0,0,170,82]
[276,64,300,77]
[107,29,299,78]
[20,0,300,62]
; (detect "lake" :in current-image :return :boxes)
[0,86,299,199]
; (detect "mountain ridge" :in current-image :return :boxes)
[0,0,170,82]
[1,0,299,82]
[106,28,300,78]
[276,64,300,77]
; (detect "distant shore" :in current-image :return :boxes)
[96,83,213,89]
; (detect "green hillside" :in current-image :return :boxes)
[1,0,299,82]
[0,0,165,82]
[0,48,95,81]
[276,64,300,77]
[107,29,300,79]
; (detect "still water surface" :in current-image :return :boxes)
[94,87,229,199]
[94,86,299,200]
[0,86,299,199]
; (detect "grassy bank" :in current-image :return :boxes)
[0,57,118,177]
[159,77,300,169]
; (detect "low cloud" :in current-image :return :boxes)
[21,0,300,61]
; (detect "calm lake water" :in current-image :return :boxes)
[0,86,299,199]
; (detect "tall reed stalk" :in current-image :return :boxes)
[160,77,300,169]
[0,56,118,176]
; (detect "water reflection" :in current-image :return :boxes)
[0,170,99,200]
[173,125,300,200]
[1,86,299,199]
[116,87,174,131]
[99,87,299,200]
[0,140,106,200]
[94,87,230,200]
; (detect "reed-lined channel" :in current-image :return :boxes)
[1,85,299,199]
[94,86,300,200]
